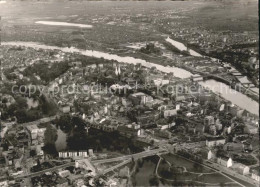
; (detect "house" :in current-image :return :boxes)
[128,92,153,106]
[204,116,214,126]
[14,159,21,170]
[0,181,8,187]
[60,105,70,113]
[88,149,94,157]
[164,109,177,118]
[78,151,88,158]
[58,170,70,178]
[154,129,171,139]
[209,125,217,135]
[195,124,205,135]
[224,143,244,152]
[232,163,249,175]
[136,110,160,124]
[223,126,232,135]
[206,137,226,147]
[74,179,85,187]
[251,167,260,182]
[217,156,233,168]
[36,145,44,156]
[197,148,214,160]
[244,124,258,134]
[191,74,203,82]
[118,166,130,178]
[26,125,46,141]
[56,178,69,187]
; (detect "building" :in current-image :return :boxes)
[217,156,233,168]
[195,124,205,135]
[56,178,69,187]
[136,111,160,124]
[232,163,249,175]
[244,124,258,134]
[223,126,232,135]
[251,167,260,182]
[209,125,217,135]
[197,149,214,160]
[164,109,177,118]
[118,166,130,178]
[60,105,70,113]
[206,137,226,147]
[58,170,70,178]
[204,116,214,126]
[224,143,244,152]
[154,129,171,139]
[59,151,88,158]
[26,125,46,141]
[0,181,8,187]
[128,92,153,106]
[191,74,203,82]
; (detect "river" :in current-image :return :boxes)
[166,37,202,57]
[164,37,258,115]
[200,80,259,115]
[2,41,258,115]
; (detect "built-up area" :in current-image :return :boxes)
[0,44,259,186]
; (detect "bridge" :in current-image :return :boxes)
[19,115,59,127]
[98,159,132,176]
[13,148,168,179]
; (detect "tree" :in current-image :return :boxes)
[56,114,73,133]
[149,175,159,186]
[44,124,58,145]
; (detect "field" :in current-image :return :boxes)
[0,0,258,51]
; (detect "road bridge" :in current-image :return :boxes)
[13,148,168,179]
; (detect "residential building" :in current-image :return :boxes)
[217,156,233,168]
[197,148,214,160]
[128,92,153,106]
[164,109,177,118]
[232,163,250,175]
[204,116,215,126]
[154,129,171,139]
[58,170,70,178]
[206,137,226,147]
[251,167,260,182]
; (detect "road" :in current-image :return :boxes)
[92,148,168,164]
[14,148,168,179]
[100,159,132,175]
[167,143,259,187]
[14,162,74,180]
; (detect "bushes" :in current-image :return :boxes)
[233,154,257,166]
[23,60,70,84]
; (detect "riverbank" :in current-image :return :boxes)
[2,41,259,116]
[163,37,259,102]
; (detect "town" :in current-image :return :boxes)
[0,43,259,186]
[0,0,259,187]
